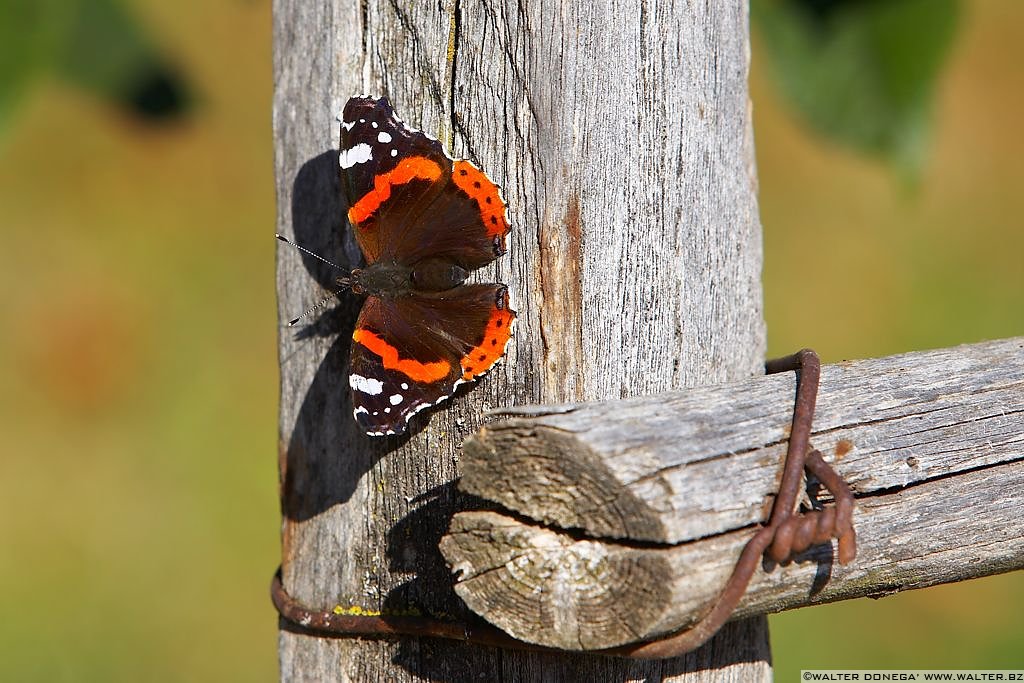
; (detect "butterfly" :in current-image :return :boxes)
[337,96,515,436]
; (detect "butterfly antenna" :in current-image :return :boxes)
[287,284,350,327]
[277,234,355,326]
[275,233,348,273]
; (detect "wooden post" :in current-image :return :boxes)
[274,0,768,680]
[440,338,1024,650]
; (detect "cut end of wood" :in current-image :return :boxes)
[459,424,668,542]
[440,511,677,650]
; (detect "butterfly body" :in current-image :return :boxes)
[349,258,468,298]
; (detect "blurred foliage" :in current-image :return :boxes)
[0,1,67,132]
[0,1,275,681]
[57,0,191,120]
[754,0,960,178]
[0,0,190,137]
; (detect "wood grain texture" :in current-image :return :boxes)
[273,0,767,679]
[458,338,1024,542]
[440,338,1024,650]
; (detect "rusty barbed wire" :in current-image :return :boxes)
[271,348,857,659]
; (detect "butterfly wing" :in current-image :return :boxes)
[340,97,510,271]
[349,285,515,436]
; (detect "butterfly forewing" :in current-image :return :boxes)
[392,160,510,271]
[340,97,452,264]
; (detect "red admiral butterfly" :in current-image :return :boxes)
[338,96,515,436]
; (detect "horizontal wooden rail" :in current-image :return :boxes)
[439,338,1024,650]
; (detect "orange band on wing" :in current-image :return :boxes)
[452,160,509,240]
[348,156,444,225]
[353,328,451,383]
[459,306,515,380]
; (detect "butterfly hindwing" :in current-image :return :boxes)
[349,285,515,436]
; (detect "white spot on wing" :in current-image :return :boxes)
[342,120,356,130]
[390,149,398,157]
[389,394,403,406]
[340,143,373,169]
[378,131,392,143]
[349,374,383,395]
[401,383,409,390]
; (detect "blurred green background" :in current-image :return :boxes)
[0,0,1020,680]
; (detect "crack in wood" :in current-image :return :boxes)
[384,0,447,130]
[852,452,1024,501]
[359,0,369,55]
[442,0,460,151]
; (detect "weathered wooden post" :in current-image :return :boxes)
[441,339,1024,650]
[274,0,768,679]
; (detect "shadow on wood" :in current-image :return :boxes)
[280,150,392,522]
